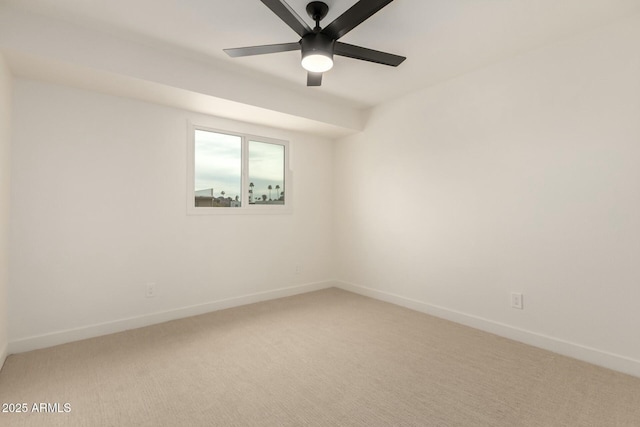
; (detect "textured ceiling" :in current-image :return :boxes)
[3,0,640,109]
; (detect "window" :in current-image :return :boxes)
[188,125,291,214]
[249,140,285,205]
[194,130,242,207]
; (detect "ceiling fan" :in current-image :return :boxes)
[224,0,406,86]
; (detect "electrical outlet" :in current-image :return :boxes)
[510,292,523,309]
[146,283,156,298]
[295,265,302,275]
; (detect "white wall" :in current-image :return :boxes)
[9,79,335,350]
[0,53,11,367]
[334,14,640,376]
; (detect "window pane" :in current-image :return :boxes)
[248,141,285,205]
[194,130,242,207]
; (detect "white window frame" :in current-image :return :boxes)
[187,123,292,215]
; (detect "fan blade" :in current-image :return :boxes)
[307,72,323,86]
[334,42,405,66]
[261,0,313,37]
[224,42,301,58]
[321,0,395,40]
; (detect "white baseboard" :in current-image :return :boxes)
[335,280,640,378]
[8,281,334,355]
[10,280,639,378]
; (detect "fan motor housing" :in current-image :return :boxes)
[301,32,335,57]
[300,32,335,73]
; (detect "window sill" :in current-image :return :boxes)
[187,206,293,215]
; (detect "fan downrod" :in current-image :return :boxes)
[306,1,329,27]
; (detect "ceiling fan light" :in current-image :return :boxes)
[301,54,333,72]
[300,33,335,73]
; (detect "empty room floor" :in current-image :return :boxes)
[1,288,639,426]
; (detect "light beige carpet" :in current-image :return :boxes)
[1,288,639,426]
